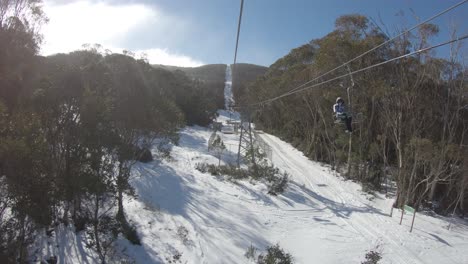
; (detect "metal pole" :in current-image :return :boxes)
[346,65,354,178]
[399,207,404,225]
[248,116,258,177]
[237,124,243,168]
[410,206,417,232]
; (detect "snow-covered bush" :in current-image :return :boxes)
[195,163,248,179]
[176,226,190,245]
[165,250,182,263]
[257,244,293,264]
[362,246,382,264]
[244,244,258,260]
[267,173,289,196]
[255,164,289,195]
[157,139,174,160]
[195,163,218,175]
[196,162,288,194]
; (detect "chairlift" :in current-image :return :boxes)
[332,96,363,133]
[333,112,363,125]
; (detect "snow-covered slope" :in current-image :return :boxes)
[115,64,468,264]
[224,64,234,110]
[117,125,468,264]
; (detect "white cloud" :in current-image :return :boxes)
[41,1,152,54]
[137,48,203,67]
[41,0,203,67]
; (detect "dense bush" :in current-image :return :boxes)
[196,162,289,195]
[195,163,249,180]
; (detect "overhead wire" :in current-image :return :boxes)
[239,0,467,107]
[281,0,467,96]
[234,33,468,108]
[233,0,245,65]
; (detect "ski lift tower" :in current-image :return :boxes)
[236,108,257,175]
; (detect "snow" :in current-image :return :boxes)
[31,225,99,263]
[32,65,468,263]
[116,127,468,264]
[224,64,234,110]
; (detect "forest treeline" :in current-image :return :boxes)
[0,1,220,262]
[154,63,227,111]
[239,15,468,216]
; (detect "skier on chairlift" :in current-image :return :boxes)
[333,97,352,133]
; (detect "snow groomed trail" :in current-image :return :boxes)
[259,133,468,264]
[224,64,234,110]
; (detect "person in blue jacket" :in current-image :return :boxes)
[333,97,352,133]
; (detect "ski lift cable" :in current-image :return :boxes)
[233,33,468,109]
[260,34,468,104]
[233,0,245,65]
[279,0,467,97]
[239,0,467,108]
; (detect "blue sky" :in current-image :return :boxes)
[42,0,467,66]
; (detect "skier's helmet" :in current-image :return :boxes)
[336,97,344,104]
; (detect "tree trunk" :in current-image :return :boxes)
[347,134,352,178]
[460,151,468,214]
[94,194,105,264]
[116,161,128,229]
[17,214,27,264]
[406,152,418,205]
[428,175,438,202]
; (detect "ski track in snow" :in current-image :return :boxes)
[259,134,421,264]
[114,124,468,264]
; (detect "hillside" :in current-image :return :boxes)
[154,63,268,109]
[154,64,226,83]
[153,64,226,109]
[231,63,268,103]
